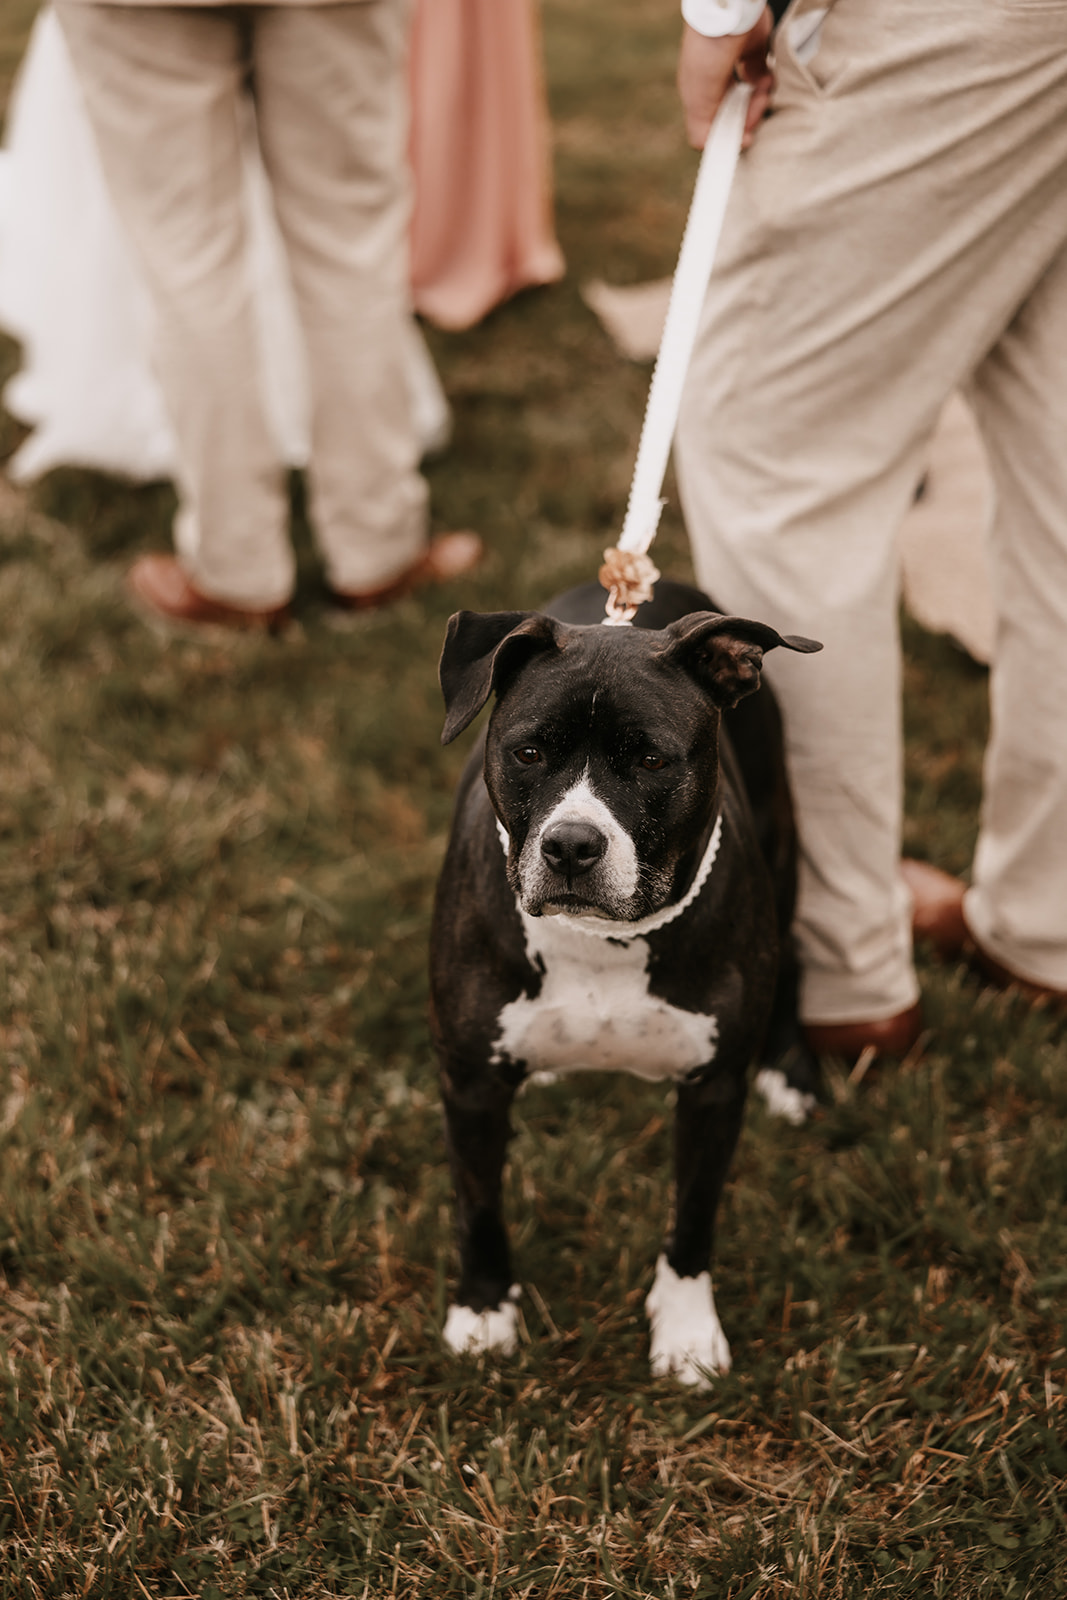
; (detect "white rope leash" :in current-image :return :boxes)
[490,94,749,935]
[601,81,751,624]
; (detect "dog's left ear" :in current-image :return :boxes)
[439,610,562,744]
[661,611,822,709]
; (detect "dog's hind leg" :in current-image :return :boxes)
[441,1086,521,1357]
[754,947,820,1125]
[645,1069,747,1388]
[721,687,821,1119]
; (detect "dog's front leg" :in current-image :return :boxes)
[645,1068,747,1388]
[441,1083,521,1358]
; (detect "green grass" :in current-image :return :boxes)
[1,1,1065,1594]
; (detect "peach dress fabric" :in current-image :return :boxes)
[409,0,565,330]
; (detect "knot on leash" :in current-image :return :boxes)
[599,547,661,626]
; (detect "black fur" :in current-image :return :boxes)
[430,579,820,1322]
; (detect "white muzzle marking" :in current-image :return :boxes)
[518,773,638,915]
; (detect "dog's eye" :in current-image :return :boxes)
[514,746,543,766]
[640,754,667,771]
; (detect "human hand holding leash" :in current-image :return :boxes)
[678,9,774,149]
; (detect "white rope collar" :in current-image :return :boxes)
[497,811,723,941]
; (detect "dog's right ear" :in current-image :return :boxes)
[439,611,562,744]
[660,611,822,709]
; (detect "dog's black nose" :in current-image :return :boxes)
[540,821,607,878]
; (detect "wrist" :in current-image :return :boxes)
[681,0,766,38]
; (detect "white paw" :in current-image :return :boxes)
[645,1254,731,1389]
[518,1070,560,1095]
[443,1286,522,1356]
[755,1067,816,1127]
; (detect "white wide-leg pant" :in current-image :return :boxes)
[57,0,428,608]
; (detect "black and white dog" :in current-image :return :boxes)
[429,580,820,1386]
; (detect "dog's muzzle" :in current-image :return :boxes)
[505,774,642,918]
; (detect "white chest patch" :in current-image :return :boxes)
[493,908,718,1083]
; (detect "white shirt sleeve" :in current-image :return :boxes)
[681,0,767,37]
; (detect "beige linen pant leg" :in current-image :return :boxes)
[252,2,428,594]
[674,0,1067,1022]
[55,2,294,609]
[965,245,1067,990]
[56,0,426,604]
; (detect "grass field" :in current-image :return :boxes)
[1,2,1065,1594]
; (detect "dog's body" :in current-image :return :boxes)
[430,580,820,1384]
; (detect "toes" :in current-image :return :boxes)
[443,1288,521,1357]
[646,1255,732,1387]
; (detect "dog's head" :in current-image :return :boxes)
[439,609,820,920]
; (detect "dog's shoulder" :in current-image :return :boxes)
[643,784,776,999]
